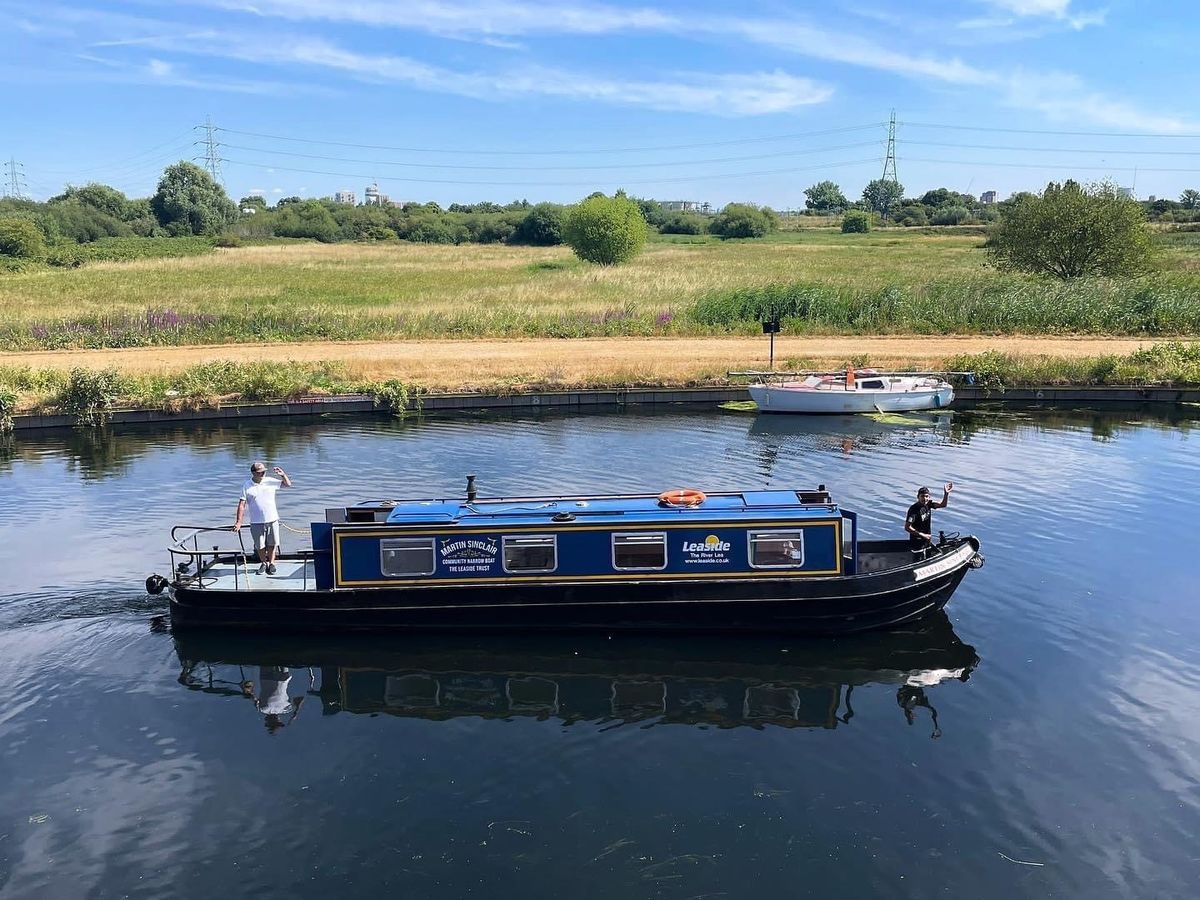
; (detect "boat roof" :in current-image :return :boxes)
[375,490,841,527]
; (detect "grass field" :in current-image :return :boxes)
[2,230,1197,350]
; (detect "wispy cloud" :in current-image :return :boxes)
[967,0,1107,30]
[83,20,835,115]
[10,1,1191,131]
[72,50,328,96]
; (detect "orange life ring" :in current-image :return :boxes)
[658,488,707,508]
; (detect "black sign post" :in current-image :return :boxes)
[762,319,781,370]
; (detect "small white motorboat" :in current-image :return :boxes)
[748,370,955,414]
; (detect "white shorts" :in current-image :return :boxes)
[250,521,281,551]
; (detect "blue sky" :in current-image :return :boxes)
[2,0,1198,208]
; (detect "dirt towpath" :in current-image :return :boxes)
[0,336,1156,390]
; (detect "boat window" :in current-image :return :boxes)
[748,530,806,568]
[503,535,557,573]
[860,379,884,389]
[380,538,436,577]
[613,532,668,570]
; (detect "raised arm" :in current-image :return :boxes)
[273,466,293,488]
[934,482,953,509]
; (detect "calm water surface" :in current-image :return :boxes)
[1,407,1198,899]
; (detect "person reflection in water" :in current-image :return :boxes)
[897,685,942,739]
[242,666,310,733]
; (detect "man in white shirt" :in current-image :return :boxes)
[233,460,293,575]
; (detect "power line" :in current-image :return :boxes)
[900,121,1200,139]
[220,156,884,187]
[216,139,883,172]
[906,140,1200,157]
[903,156,1200,174]
[35,131,197,177]
[216,123,886,156]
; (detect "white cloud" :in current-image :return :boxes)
[12,2,1192,131]
[146,57,173,78]
[972,0,1107,29]
[88,26,835,116]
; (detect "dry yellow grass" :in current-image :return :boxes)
[0,335,1156,393]
[0,235,986,324]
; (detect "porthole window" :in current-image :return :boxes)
[380,538,436,577]
[613,532,668,570]
[748,530,806,568]
[503,535,557,573]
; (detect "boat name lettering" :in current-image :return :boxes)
[441,538,498,558]
[681,534,733,564]
[913,546,968,582]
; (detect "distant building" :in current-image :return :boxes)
[661,200,703,212]
[1148,195,1157,203]
[1117,186,1134,199]
[364,183,391,207]
[980,190,997,204]
[334,191,357,205]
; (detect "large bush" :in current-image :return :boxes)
[709,203,775,239]
[0,218,47,259]
[151,161,238,236]
[987,180,1154,279]
[660,213,707,235]
[562,195,648,265]
[512,203,565,246]
[841,210,871,233]
[274,200,339,243]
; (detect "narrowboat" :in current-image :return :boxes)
[151,478,984,634]
[172,613,980,731]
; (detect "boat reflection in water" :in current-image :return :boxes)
[173,612,978,735]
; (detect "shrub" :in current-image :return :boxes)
[562,195,648,265]
[370,379,414,417]
[893,206,928,227]
[0,218,47,259]
[57,368,124,427]
[660,213,706,235]
[46,245,85,268]
[213,234,242,248]
[987,180,1154,279]
[511,203,565,246]
[274,200,340,243]
[363,226,397,241]
[841,210,871,233]
[709,203,774,239]
[0,387,15,432]
[932,205,971,226]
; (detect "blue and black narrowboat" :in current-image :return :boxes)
[154,479,984,634]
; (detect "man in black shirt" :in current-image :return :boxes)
[906,484,953,555]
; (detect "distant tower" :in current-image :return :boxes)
[3,157,28,199]
[199,115,223,184]
[881,110,899,184]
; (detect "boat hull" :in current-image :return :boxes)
[169,537,981,635]
[749,384,954,414]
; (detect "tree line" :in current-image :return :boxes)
[804,178,1200,226]
[0,160,788,263]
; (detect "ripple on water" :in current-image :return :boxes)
[1,407,1198,898]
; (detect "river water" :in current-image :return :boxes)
[1,406,1198,899]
